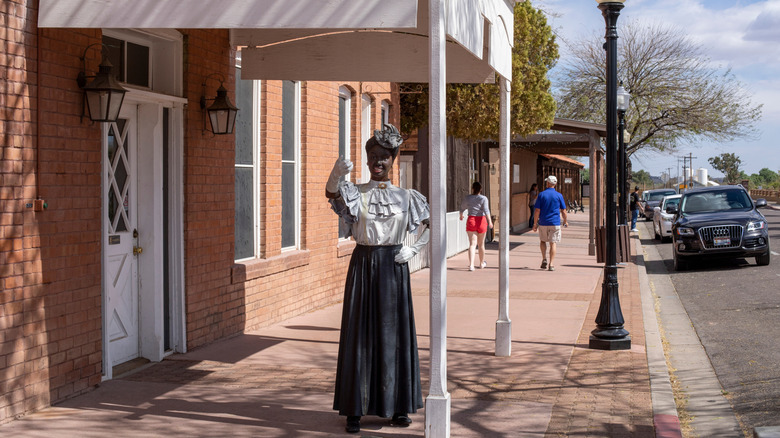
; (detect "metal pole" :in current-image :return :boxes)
[590,1,630,350]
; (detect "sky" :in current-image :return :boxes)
[535,0,780,180]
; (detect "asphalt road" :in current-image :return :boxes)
[639,206,780,434]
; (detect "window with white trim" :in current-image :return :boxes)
[234,67,261,261]
[281,80,301,250]
[360,94,373,183]
[381,100,390,126]
[338,86,352,239]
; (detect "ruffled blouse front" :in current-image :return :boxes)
[329,180,430,246]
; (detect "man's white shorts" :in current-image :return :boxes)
[538,225,561,243]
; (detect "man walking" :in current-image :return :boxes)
[630,186,641,232]
[532,176,568,271]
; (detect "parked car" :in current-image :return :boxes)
[669,185,770,271]
[642,189,677,220]
[652,194,682,242]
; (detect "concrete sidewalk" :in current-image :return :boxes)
[0,212,675,437]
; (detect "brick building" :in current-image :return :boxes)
[1,2,397,422]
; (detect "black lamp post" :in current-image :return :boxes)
[617,83,630,225]
[590,0,631,350]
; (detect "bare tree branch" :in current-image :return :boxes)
[553,21,762,159]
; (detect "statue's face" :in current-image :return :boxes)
[367,144,394,181]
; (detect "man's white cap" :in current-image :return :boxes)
[546,175,557,185]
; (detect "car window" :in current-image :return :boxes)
[648,191,675,201]
[681,190,751,214]
[664,197,680,209]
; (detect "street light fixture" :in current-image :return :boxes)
[590,0,631,350]
[617,83,630,225]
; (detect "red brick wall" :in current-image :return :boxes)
[1,2,104,423]
[1,7,398,422]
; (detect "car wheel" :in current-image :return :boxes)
[673,250,689,271]
[756,249,771,266]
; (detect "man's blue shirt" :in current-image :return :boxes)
[534,188,566,226]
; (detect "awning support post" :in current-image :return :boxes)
[424,0,451,436]
[496,76,512,356]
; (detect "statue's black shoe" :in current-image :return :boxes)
[345,416,361,433]
[391,413,412,427]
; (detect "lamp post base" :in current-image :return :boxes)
[589,334,631,350]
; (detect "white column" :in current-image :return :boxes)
[425,0,451,436]
[495,77,512,356]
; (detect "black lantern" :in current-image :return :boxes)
[77,48,127,123]
[200,77,239,135]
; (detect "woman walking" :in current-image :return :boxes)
[528,183,538,228]
[460,181,494,271]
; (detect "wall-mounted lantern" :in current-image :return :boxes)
[200,74,239,135]
[77,44,127,123]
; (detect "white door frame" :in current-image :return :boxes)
[101,90,187,380]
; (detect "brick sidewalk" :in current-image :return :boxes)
[546,243,654,437]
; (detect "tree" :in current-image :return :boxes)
[554,22,762,158]
[749,168,779,189]
[708,153,742,184]
[581,168,590,184]
[631,169,652,188]
[400,1,558,139]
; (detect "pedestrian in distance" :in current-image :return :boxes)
[460,181,494,271]
[528,183,538,229]
[325,124,429,434]
[532,175,568,271]
[630,186,641,232]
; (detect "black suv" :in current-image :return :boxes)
[669,185,770,271]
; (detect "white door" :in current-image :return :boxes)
[104,105,140,366]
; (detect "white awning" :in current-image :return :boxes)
[38,0,513,81]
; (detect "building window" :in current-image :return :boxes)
[360,94,373,183]
[281,80,301,250]
[338,86,352,239]
[234,67,261,261]
[103,35,150,88]
[381,100,390,126]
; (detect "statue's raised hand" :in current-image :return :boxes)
[326,156,354,194]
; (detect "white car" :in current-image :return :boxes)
[652,194,682,242]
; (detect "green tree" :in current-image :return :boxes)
[708,153,742,184]
[554,22,762,158]
[581,168,590,184]
[400,1,558,139]
[631,169,652,188]
[749,168,779,189]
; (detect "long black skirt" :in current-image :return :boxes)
[333,244,423,418]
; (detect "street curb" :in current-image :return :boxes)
[635,236,683,438]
